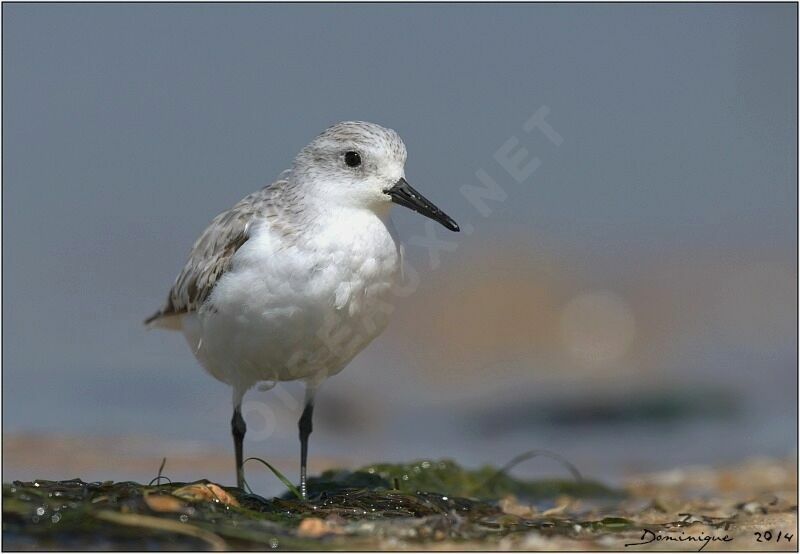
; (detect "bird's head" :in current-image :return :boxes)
[292,121,459,232]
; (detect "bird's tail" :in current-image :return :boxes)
[144,310,183,331]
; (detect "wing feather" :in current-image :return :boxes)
[145,185,278,326]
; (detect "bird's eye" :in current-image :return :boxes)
[344,151,362,168]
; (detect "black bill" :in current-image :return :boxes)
[386,178,460,232]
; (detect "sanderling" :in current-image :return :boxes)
[146,121,459,498]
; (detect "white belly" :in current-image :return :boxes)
[181,211,401,391]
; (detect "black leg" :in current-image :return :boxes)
[298,399,314,500]
[231,407,247,489]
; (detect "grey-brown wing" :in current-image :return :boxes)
[145,186,274,325]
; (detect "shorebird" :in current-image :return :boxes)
[146,121,459,498]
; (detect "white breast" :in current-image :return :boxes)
[181,209,401,391]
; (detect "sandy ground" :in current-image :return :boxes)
[491,457,797,551]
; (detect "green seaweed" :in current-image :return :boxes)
[308,459,620,501]
[2,459,623,550]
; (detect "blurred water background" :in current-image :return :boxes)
[3,3,796,495]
